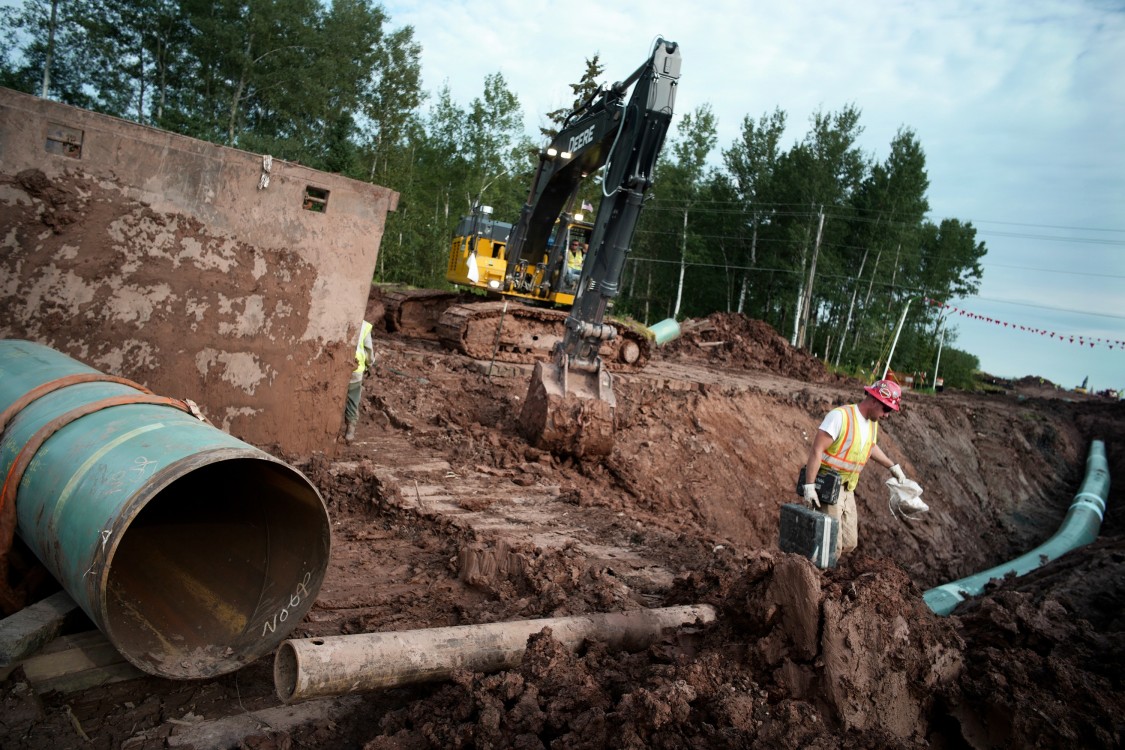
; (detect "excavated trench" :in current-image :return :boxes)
[1,310,1123,749]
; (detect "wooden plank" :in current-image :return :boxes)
[18,628,145,695]
[166,696,365,748]
[30,661,145,695]
[0,590,80,666]
[38,629,113,656]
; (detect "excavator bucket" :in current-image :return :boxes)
[520,360,616,458]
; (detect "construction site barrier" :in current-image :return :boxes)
[924,440,1110,615]
[0,340,331,678]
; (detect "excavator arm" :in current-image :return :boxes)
[519,38,681,458]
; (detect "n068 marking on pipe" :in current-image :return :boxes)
[262,570,313,637]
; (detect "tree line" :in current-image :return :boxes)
[0,0,984,388]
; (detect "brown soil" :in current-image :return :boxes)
[2,303,1124,749]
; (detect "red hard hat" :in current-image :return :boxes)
[865,379,902,411]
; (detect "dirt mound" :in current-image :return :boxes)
[661,312,846,384]
[356,551,964,749]
[938,536,1125,747]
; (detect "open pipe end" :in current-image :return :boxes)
[102,454,331,679]
[275,640,300,704]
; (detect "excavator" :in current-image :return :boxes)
[513,37,680,457]
[386,38,681,457]
[382,197,650,370]
[436,208,658,367]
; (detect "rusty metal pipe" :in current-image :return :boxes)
[0,340,331,679]
[275,604,716,703]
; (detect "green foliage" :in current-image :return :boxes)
[936,347,979,391]
[0,9,990,373]
[541,53,604,140]
[0,0,108,108]
[1,0,421,173]
[375,71,534,288]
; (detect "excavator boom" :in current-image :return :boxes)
[519,38,681,458]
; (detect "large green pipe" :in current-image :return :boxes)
[924,440,1110,616]
[0,340,331,678]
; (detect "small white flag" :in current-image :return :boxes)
[581,201,594,211]
[466,252,480,283]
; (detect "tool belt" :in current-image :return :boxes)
[795,466,841,505]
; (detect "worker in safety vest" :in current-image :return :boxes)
[563,239,585,288]
[801,379,921,556]
[344,320,374,444]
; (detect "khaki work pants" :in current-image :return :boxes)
[825,487,858,556]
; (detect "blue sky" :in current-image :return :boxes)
[382,0,1125,392]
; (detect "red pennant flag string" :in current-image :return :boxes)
[926,299,1123,351]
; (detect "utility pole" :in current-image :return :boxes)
[932,314,948,392]
[834,245,869,367]
[673,205,688,318]
[797,207,825,349]
[790,274,804,346]
[882,297,915,380]
[41,0,60,98]
[851,247,884,349]
[737,224,757,315]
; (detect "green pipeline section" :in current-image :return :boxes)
[924,440,1110,616]
[647,318,682,346]
[0,340,331,679]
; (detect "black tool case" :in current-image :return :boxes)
[779,503,839,568]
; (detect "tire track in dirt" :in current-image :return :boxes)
[338,429,676,599]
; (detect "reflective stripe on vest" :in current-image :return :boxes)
[353,320,373,375]
[819,404,877,490]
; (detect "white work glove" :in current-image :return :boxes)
[802,483,820,508]
[889,464,907,483]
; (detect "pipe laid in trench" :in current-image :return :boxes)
[0,340,332,678]
[924,439,1110,616]
[274,603,717,704]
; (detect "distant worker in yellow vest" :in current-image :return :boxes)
[801,379,919,556]
[563,239,586,288]
[344,320,374,444]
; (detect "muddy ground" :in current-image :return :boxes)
[2,305,1124,749]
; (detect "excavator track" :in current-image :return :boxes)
[379,287,468,339]
[437,300,651,371]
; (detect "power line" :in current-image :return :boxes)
[626,255,1125,322]
[954,296,1125,321]
[972,219,1125,234]
[642,198,1125,234]
[641,201,1125,246]
[982,262,1125,280]
[632,226,1124,279]
[971,230,1125,246]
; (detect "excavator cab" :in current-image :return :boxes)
[446,204,593,307]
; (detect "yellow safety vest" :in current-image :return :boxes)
[567,248,584,271]
[353,320,374,375]
[818,404,877,491]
